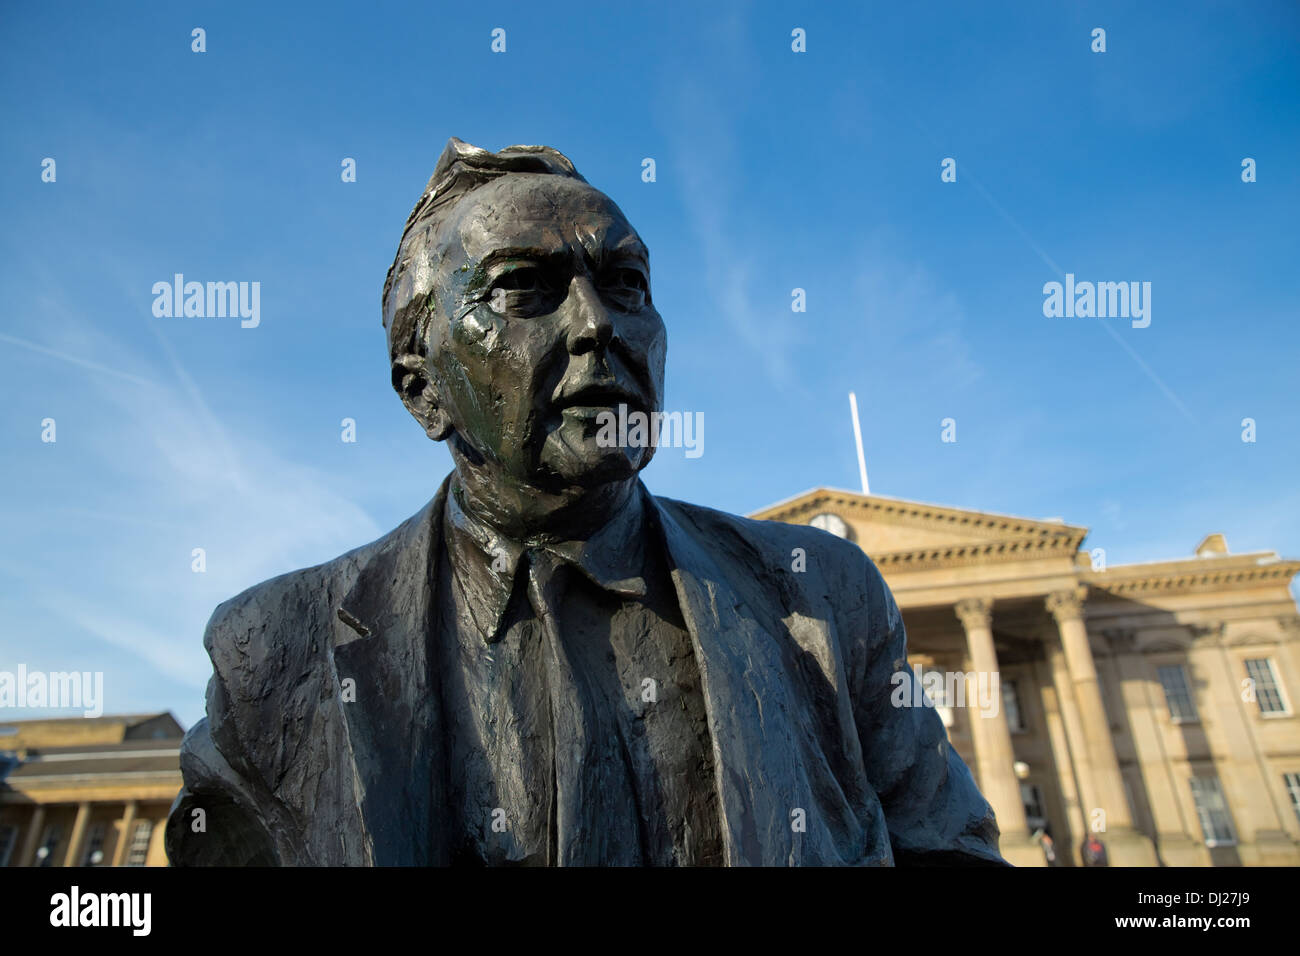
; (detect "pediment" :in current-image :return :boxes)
[749,487,1088,563]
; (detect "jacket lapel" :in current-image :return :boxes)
[652,496,823,866]
[324,477,871,866]
[331,478,451,865]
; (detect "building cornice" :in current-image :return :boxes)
[3,770,182,784]
[1085,555,1300,598]
[749,487,1089,571]
[872,537,1084,572]
[752,488,1087,541]
[750,488,1300,600]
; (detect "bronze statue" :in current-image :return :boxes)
[165,138,1007,866]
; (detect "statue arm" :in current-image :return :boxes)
[847,556,1009,866]
[165,603,284,866]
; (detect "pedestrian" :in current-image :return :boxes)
[1082,834,1109,867]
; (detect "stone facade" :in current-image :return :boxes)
[752,488,1300,866]
[0,713,182,867]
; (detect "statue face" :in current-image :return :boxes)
[424,174,666,488]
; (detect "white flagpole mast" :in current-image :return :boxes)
[848,392,870,496]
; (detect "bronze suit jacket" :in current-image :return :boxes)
[165,477,1007,866]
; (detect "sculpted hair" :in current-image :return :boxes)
[381,137,587,382]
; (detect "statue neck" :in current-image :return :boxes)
[449,445,639,545]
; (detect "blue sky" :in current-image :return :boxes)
[2,1,1297,728]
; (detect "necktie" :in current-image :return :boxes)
[523,546,642,865]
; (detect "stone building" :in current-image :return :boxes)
[0,712,182,867]
[751,488,1300,866]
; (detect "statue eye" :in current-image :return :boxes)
[485,265,562,317]
[492,266,547,293]
[602,267,649,310]
[612,268,647,291]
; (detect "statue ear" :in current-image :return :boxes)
[393,352,454,441]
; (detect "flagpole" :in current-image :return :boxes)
[848,392,870,495]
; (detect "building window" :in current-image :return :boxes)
[1189,776,1238,847]
[1020,782,1046,831]
[81,822,106,866]
[1285,773,1300,828]
[1157,664,1199,723]
[1244,658,1290,716]
[1002,678,1025,732]
[0,824,17,867]
[125,820,154,866]
[36,824,62,866]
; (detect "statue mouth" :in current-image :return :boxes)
[554,383,643,415]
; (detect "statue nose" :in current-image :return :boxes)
[564,275,614,353]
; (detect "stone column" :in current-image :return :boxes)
[954,598,1039,865]
[1035,656,1087,865]
[63,801,92,867]
[1047,587,1157,865]
[17,804,46,867]
[111,801,138,867]
[1045,641,1092,865]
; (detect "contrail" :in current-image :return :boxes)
[0,332,157,388]
[899,107,1199,426]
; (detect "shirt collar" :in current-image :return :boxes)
[443,480,650,643]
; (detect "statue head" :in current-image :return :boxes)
[383,138,666,494]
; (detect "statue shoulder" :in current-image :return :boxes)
[652,495,893,636]
[655,494,874,577]
[195,548,371,814]
[202,487,446,694]
[201,546,369,682]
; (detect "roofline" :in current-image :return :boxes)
[17,748,181,762]
[749,488,1300,581]
[3,770,183,785]
[747,485,835,515]
[0,711,175,727]
[749,486,1090,538]
[1098,551,1285,572]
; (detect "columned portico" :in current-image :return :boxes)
[17,804,46,867]
[111,800,138,867]
[0,716,187,869]
[754,486,1300,867]
[1047,586,1158,865]
[1036,652,1088,865]
[62,800,91,866]
[954,597,1041,865]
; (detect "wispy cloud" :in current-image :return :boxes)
[0,332,158,388]
[1,316,383,705]
[850,239,983,391]
[659,57,802,388]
